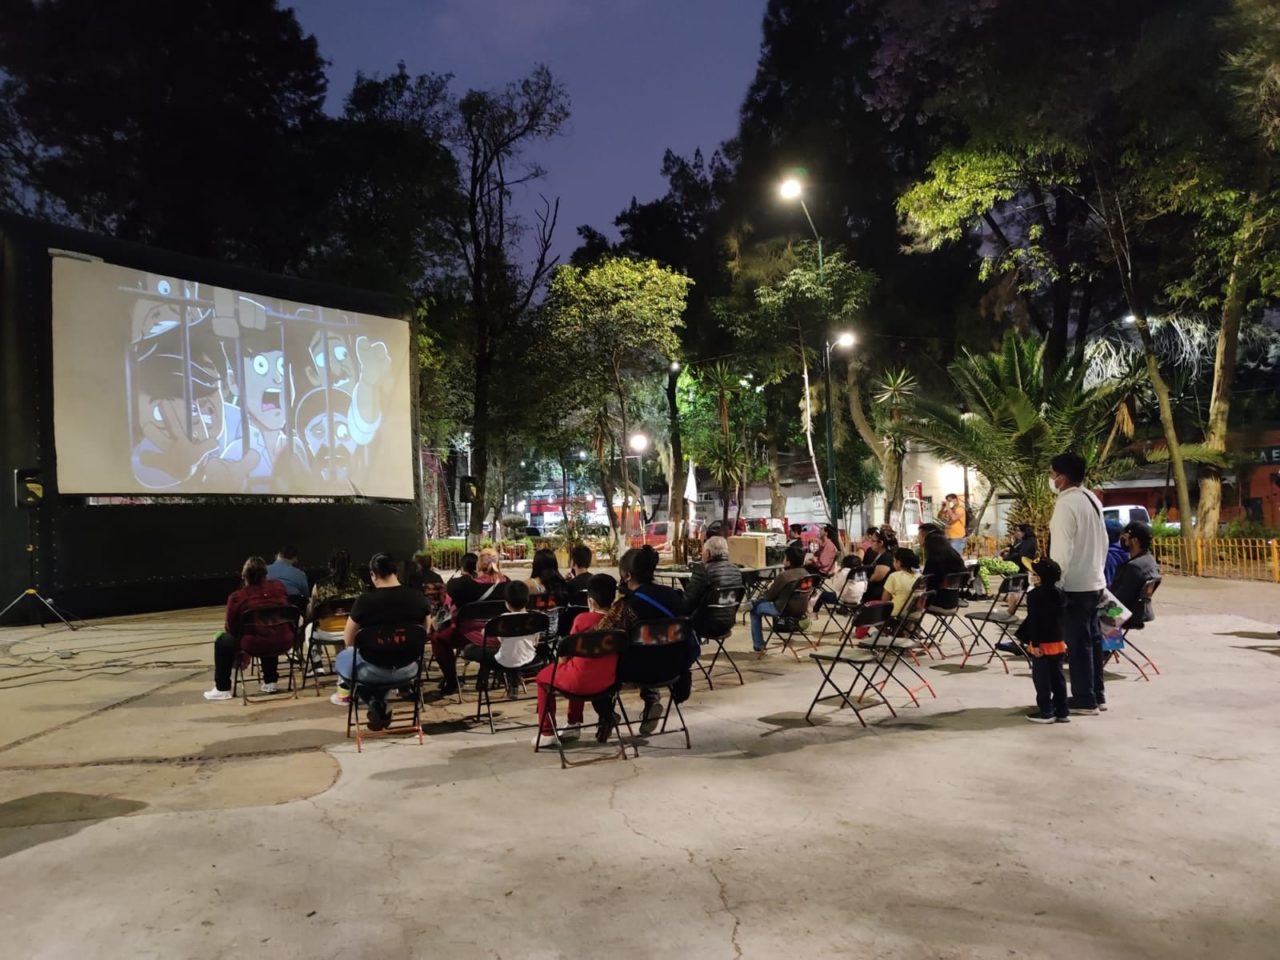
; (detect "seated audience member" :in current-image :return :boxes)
[881,548,923,619]
[1109,521,1159,626]
[306,548,363,682]
[431,551,509,695]
[787,524,805,553]
[334,553,430,730]
[205,556,290,701]
[266,545,308,603]
[411,551,445,587]
[682,536,745,631]
[1103,520,1128,585]
[806,523,840,577]
[564,545,594,594]
[861,529,896,603]
[593,546,697,738]
[534,573,620,744]
[1001,524,1039,564]
[527,548,567,595]
[463,580,542,698]
[748,544,809,653]
[921,530,966,609]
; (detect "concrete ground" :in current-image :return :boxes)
[1,577,1278,959]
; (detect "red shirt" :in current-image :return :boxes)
[225,580,288,636]
[537,609,616,696]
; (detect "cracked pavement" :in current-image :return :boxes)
[2,577,1279,958]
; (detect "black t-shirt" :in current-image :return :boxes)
[350,585,430,629]
[923,547,966,608]
[862,550,894,602]
[619,582,697,682]
[447,575,507,608]
[564,572,593,595]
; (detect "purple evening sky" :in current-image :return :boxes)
[287,0,767,264]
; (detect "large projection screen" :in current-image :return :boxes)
[51,256,414,499]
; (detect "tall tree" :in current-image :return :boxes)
[442,66,569,540]
[0,0,328,270]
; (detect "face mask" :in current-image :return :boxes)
[1048,476,1060,495]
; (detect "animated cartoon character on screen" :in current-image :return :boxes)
[294,387,368,490]
[302,322,393,453]
[211,288,304,491]
[126,274,228,489]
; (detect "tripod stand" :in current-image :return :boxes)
[0,511,79,630]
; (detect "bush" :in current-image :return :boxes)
[1221,518,1280,539]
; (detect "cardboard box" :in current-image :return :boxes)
[728,534,766,568]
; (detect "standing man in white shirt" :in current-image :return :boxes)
[1048,453,1109,715]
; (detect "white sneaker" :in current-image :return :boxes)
[260,683,279,694]
[531,730,552,747]
[559,724,582,741]
[329,690,351,706]
[203,688,232,701]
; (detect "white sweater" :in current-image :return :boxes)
[1049,486,1108,592]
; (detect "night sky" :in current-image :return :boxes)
[287,0,767,262]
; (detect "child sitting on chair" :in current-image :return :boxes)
[533,573,620,747]
[1017,557,1069,724]
[462,580,541,699]
[881,548,922,619]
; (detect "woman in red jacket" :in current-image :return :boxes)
[204,556,289,701]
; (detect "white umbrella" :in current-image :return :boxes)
[685,461,698,519]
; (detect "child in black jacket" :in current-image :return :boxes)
[1016,557,1069,724]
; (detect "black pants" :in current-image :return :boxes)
[1030,652,1068,718]
[462,644,518,690]
[1062,590,1103,708]
[213,632,278,692]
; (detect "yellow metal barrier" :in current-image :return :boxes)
[1152,538,1279,583]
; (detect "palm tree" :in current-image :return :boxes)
[702,434,749,525]
[893,332,1133,539]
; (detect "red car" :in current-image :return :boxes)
[630,520,706,551]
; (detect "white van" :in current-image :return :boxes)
[1101,504,1152,526]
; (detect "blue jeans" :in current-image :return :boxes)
[750,600,780,651]
[336,647,418,705]
[949,538,967,556]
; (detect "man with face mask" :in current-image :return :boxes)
[1047,452,1109,715]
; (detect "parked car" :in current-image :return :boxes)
[1102,504,1152,527]
[743,517,790,550]
[630,519,706,551]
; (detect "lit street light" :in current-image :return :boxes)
[629,433,649,536]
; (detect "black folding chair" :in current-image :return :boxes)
[921,571,974,659]
[692,585,747,688]
[856,583,938,708]
[1113,576,1162,680]
[805,603,895,727]
[615,617,696,751]
[304,596,358,695]
[760,576,817,660]
[454,599,511,691]
[527,591,564,638]
[474,611,551,734]
[557,605,589,638]
[739,568,775,622]
[960,574,1029,672]
[568,588,590,608]
[534,629,632,768]
[234,605,303,704]
[819,565,871,641]
[345,622,428,751]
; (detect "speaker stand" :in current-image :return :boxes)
[0,512,80,630]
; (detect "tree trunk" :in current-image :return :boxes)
[665,369,686,563]
[616,385,632,553]
[798,325,830,523]
[845,360,886,466]
[1196,210,1256,537]
[766,435,787,519]
[1070,282,1095,371]
[1133,313,1194,543]
[468,328,492,544]
[881,444,903,526]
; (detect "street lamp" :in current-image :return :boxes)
[629,433,649,535]
[823,332,856,532]
[779,177,823,276]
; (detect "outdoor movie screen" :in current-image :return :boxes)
[50,256,414,499]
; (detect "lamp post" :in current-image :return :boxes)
[630,433,649,538]
[824,332,856,533]
[781,176,849,531]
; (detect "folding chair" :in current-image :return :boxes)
[856,584,938,708]
[233,605,303,704]
[805,603,895,727]
[921,571,974,659]
[345,623,428,751]
[527,591,563,638]
[568,588,590,608]
[557,605,589,638]
[820,565,870,641]
[739,568,775,623]
[534,629,632,768]
[760,576,817,660]
[960,574,1028,673]
[615,618,696,750]
[474,611,551,734]
[454,599,510,691]
[692,586,747,688]
[304,596,358,694]
[1113,576,1162,680]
